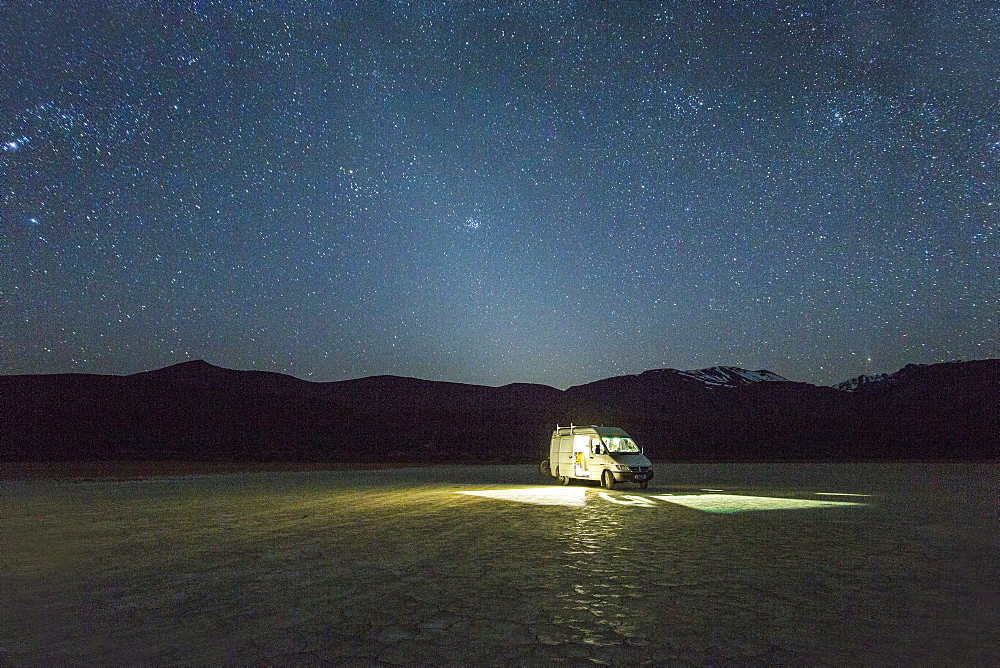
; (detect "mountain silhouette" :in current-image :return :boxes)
[1,360,996,463]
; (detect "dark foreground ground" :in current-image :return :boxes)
[2,463,997,664]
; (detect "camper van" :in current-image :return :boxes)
[541,425,654,489]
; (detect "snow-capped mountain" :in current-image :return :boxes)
[562,366,794,410]
[832,363,950,391]
[675,366,790,387]
[833,373,890,391]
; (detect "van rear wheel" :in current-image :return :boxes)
[540,459,551,477]
[602,470,616,490]
[558,475,570,486]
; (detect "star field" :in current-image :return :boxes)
[1,1,997,388]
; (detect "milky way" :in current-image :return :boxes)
[2,1,997,387]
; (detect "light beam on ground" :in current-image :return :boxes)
[650,494,866,513]
[457,487,588,507]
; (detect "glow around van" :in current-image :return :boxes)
[541,425,654,489]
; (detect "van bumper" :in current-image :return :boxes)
[613,470,654,483]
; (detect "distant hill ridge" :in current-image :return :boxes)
[107,358,941,391]
[134,360,793,390]
[1,359,997,463]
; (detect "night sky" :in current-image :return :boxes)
[2,1,997,389]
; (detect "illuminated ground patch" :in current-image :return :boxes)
[650,494,866,514]
[456,489,868,513]
[457,486,588,506]
[596,491,657,506]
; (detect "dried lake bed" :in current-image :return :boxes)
[2,463,997,664]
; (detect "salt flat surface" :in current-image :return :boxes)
[1,463,997,664]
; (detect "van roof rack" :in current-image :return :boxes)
[555,424,605,435]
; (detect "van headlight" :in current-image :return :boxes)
[616,464,631,471]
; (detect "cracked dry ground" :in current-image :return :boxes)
[2,464,997,664]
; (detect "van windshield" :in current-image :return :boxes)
[602,437,640,453]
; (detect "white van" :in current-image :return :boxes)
[541,425,654,489]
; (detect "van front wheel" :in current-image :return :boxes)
[602,470,616,490]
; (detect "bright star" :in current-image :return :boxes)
[2,136,29,151]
